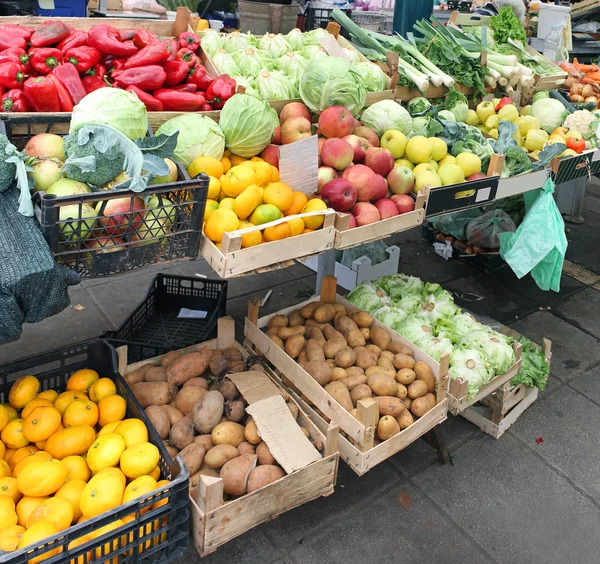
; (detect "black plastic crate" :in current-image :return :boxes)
[0,339,189,564]
[105,273,228,364]
[306,6,351,37]
[1,114,208,278]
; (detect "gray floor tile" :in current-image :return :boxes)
[570,367,600,405]
[565,209,600,275]
[397,245,477,285]
[289,481,492,564]
[414,434,600,564]
[553,287,600,340]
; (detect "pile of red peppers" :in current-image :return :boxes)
[0,20,236,113]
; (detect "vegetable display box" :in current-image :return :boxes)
[496,168,550,200]
[116,317,338,557]
[244,277,449,476]
[0,339,189,564]
[551,148,600,185]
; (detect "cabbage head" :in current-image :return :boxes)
[258,33,290,58]
[530,98,569,133]
[213,50,240,77]
[376,274,424,299]
[200,30,221,56]
[218,94,279,158]
[347,282,390,312]
[256,70,298,100]
[276,52,308,83]
[156,114,224,168]
[70,89,147,141]
[300,45,328,61]
[300,58,366,114]
[396,317,435,345]
[413,292,459,324]
[285,28,304,51]
[437,109,456,122]
[354,62,388,93]
[462,329,515,374]
[303,28,329,46]
[407,97,431,116]
[343,46,361,64]
[449,348,494,399]
[371,305,409,331]
[419,336,454,362]
[437,313,480,343]
[232,48,266,78]
[360,100,412,137]
[221,31,252,53]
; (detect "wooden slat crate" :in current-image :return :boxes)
[117,317,339,557]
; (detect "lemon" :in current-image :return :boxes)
[301,198,327,229]
[204,200,219,222]
[238,220,262,248]
[428,138,448,161]
[219,198,235,211]
[204,208,239,243]
[207,176,220,200]
[395,159,414,170]
[438,164,465,186]
[455,153,482,178]
[405,136,433,164]
[248,204,282,226]
[188,156,224,179]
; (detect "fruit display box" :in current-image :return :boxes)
[551,148,600,185]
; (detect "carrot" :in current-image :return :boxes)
[583,76,600,85]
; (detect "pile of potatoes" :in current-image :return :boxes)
[265,302,438,444]
[124,346,320,499]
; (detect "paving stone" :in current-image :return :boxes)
[397,245,477,284]
[288,481,492,564]
[583,190,600,216]
[570,367,600,405]
[266,461,402,547]
[414,433,600,564]
[509,311,600,382]
[509,386,600,501]
[565,211,600,275]
[553,287,600,340]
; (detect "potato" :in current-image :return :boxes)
[355,349,378,370]
[365,344,382,357]
[380,350,394,361]
[144,366,167,382]
[244,419,262,445]
[334,347,357,369]
[397,368,416,386]
[169,398,178,408]
[377,355,394,369]
[305,319,328,331]
[349,311,374,328]
[205,444,240,469]
[331,367,348,381]
[286,402,299,420]
[209,355,229,376]
[388,342,414,356]
[365,366,396,380]
[217,380,237,401]
[160,351,184,368]
[410,395,435,417]
[247,465,285,493]
[407,380,428,399]
[220,454,258,496]
[237,442,256,456]
[324,337,347,359]
[226,400,245,423]
[339,374,367,391]
[377,415,400,441]
[198,462,220,478]
[304,361,332,386]
[268,314,288,328]
[370,326,391,352]
[326,359,336,369]
[300,302,320,319]
[123,365,151,386]
[360,327,371,341]
[163,442,179,459]
[393,353,416,370]
[270,335,285,349]
[222,347,242,361]
[403,397,412,410]
[350,384,372,407]
[167,348,213,385]
[314,304,336,323]
[170,413,195,450]
[374,396,405,417]
[297,349,308,365]
[131,382,177,408]
[278,326,306,340]
[334,316,365,348]
[193,390,225,433]
[414,361,435,393]
[396,410,414,430]
[345,366,364,378]
[424,392,436,406]
[179,443,206,476]
[189,470,202,490]
[256,441,276,465]
[309,328,326,345]
[267,327,280,337]
[183,377,209,389]
[176,386,207,416]
[323,325,344,341]
[163,404,184,427]
[395,383,408,400]
[212,421,245,447]
[324,382,353,412]
[288,310,304,327]
[332,302,346,313]
[285,334,306,359]
[367,374,398,397]
[194,435,214,451]
[306,339,325,362]
[145,406,170,439]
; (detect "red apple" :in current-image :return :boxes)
[318,137,326,165]
[387,166,414,195]
[321,178,357,212]
[342,164,378,202]
[318,106,356,139]
[321,138,354,171]
[375,198,400,219]
[84,235,126,266]
[272,126,281,145]
[354,118,361,128]
[318,166,338,192]
[371,174,388,201]
[260,144,279,168]
[280,117,312,144]
[24,133,65,160]
[467,173,487,181]
[97,197,145,236]
[391,194,416,214]
[280,102,311,125]
[353,126,379,147]
[347,213,357,229]
[352,202,380,226]
[365,147,394,177]
[343,134,372,163]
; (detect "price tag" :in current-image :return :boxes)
[475,187,492,203]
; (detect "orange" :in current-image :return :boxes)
[220,156,231,173]
[17,458,66,497]
[187,156,224,179]
[204,199,219,223]
[122,475,157,509]
[66,369,99,393]
[17,496,47,527]
[67,533,92,564]
[9,445,38,471]
[115,419,148,448]
[55,479,86,523]
[27,497,73,531]
[13,451,52,477]
[233,184,263,219]
[218,197,235,211]
[98,395,126,428]
[220,165,256,197]
[151,479,170,510]
[23,406,61,443]
[0,458,10,477]
[4,449,15,464]
[203,208,239,244]
[0,476,21,503]
[17,520,60,563]
[122,514,155,552]
[86,433,126,472]
[92,467,126,488]
[218,188,226,201]
[89,519,126,562]
[80,473,124,518]
[3,404,18,422]
[237,220,262,248]
[22,399,53,419]
[284,191,308,216]
[98,421,120,436]
[120,442,159,479]
[0,524,25,552]
[1,419,28,449]
[61,456,90,483]
[88,378,116,403]
[207,176,220,200]
[0,405,9,433]
[45,425,95,460]
[149,465,160,481]
[0,495,17,528]
[263,182,293,211]
[0,439,5,460]
[248,203,282,226]
[229,154,246,167]
[62,400,98,428]
[8,376,40,409]
[54,391,89,415]
[250,156,263,162]
[270,165,280,182]
[263,223,291,242]
[242,160,272,186]
[286,217,305,237]
[301,198,327,229]
[36,390,58,403]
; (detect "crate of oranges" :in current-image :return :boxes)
[0,339,189,564]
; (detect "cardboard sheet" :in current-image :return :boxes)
[278,135,319,195]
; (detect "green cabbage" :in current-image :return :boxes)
[463,329,516,374]
[397,317,435,345]
[256,70,298,100]
[347,282,390,312]
[414,292,459,324]
[300,45,328,61]
[300,57,366,113]
[258,33,290,58]
[354,62,388,93]
[156,114,224,168]
[200,30,221,56]
[376,274,424,299]
[218,94,279,158]
[371,305,410,330]
[530,98,569,133]
[232,48,266,78]
[449,348,494,399]
[303,28,329,46]
[419,336,454,362]
[213,50,241,77]
[343,46,361,64]
[360,100,412,137]
[445,90,469,123]
[438,109,456,122]
[234,76,259,98]
[285,28,304,51]
[510,337,549,390]
[276,52,308,83]
[70,89,148,141]
[437,313,480,343]
[221,31,252,53]
[407,97,432,116]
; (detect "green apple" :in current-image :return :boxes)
[380,130,408,159]
[151,158,178,185]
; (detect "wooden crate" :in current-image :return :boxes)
[117,317,339,557]
[244,278,449,474]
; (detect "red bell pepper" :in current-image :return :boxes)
[0,24,33,38]
[29,48,62,75]
[64,47,102,73]
[88,25,138,58]
[187,65,214,91]
[112,65,166,91]
[47,74,73,112]
[0,48,30,69]
[199,103,212,112]
[0,63,27,90]
[163,60,188,87]
[57,30,88,53]
[30,20,72,48]
[86,64,107,79]
[153,89,206,111]
[567,137,586,154]
[119,29,136,42]
[105,57,127,75]
[52,63,87,104]
[0,24,32,50]
[495,96,513,111]
[205,74,236,109]
[82,74,110,94]
[133,29,160,50]
[125,85,163,111]
[1,89,30,112]
[178,31,200,53]
[23,77,60,111]
[171,83,197,92]
[176,48,198,69]
[163,38,178,61]
[124,42,169,69]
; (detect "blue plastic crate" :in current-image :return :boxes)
[37,0,87,17]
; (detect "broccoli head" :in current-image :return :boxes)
[502,146,533,178]
[0,133,17,192]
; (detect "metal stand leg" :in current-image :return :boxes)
[421,427,451,464]
[316,249,336,295]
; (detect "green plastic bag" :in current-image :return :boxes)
[498,178,567,292]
